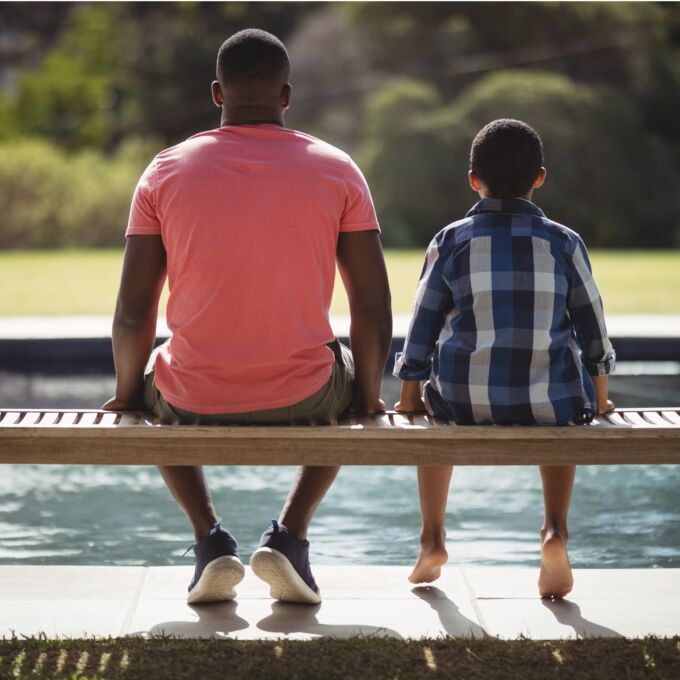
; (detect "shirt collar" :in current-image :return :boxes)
[466,197,545,218]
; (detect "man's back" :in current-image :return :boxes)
[127,124,379,413]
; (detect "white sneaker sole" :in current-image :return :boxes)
[187,555,245,604]
[250,547,321,605]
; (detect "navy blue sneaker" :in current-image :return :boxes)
[185,523,245,604]
[250,520,321,604]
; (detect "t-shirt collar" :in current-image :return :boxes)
[466,197,545,218]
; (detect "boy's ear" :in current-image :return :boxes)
[211,81,223,108]
[533,167,547,189]
[468,170,482,192]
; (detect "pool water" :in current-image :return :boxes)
[0,368,678,569]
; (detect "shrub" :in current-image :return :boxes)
[358,71,680,247]
[0,138,156,248]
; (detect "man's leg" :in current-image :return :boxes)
[538,465,575,598]
[157,466,219,542]
[278,466,341,540]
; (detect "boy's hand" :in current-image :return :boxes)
[395,380,427,413]
[102,396,146,412]
[597,399,616,415]
[394,398,427,413]
[592,375,614,416]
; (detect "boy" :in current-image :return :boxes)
[394,119,615,598]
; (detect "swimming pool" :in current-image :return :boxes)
[0,368,678,569]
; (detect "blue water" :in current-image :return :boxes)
[0,369,678,568]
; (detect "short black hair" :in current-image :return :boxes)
[470,119,544,198]
[216,29,289,87]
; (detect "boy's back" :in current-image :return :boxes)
[396,196,613,424]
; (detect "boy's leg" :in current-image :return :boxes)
[538,465,575,598]
[409,465,453,584]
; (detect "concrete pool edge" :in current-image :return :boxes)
[1,565,678,640]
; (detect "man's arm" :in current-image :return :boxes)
[336,230,392,414]
[102,235,167,411]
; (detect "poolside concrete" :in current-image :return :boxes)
[0,566,677,640]
[1,315,680,339]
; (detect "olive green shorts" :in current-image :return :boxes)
[143,340,354,425]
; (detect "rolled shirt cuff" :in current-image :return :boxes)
[393,352,432,381]
[584,348,616,377]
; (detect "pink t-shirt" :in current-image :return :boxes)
[126,124,379,413]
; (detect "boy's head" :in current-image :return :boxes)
[469,119,546,199]
[212,29,291,115]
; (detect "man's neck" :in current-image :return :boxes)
[221,106,285,127]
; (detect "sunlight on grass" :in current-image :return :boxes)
[0,249,678,317]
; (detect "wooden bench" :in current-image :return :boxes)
[1,407,679,466]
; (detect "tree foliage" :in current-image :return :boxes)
[0,2,678,248]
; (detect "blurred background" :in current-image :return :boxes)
[1,1,679,250]
[0,2,678,569]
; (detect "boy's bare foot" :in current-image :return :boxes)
[539,529,573,599]
[408,541,448,584]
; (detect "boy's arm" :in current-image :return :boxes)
[336,230,392,414]
[592,375,615,415]
[393,237,451,407]
[102,235,167,411]
[567,237,616,414]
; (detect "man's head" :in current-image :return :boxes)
[469,119,546,199]
[212,29,291,124]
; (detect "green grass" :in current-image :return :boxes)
[0,636,678,680]
[0,249,678,317]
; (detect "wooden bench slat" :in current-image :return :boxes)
[622,411,653,427]
[662,410,680,425]
[0,411,22,426]
[1,408,679,466]
[37,412,61,426]
[57,412,79,427]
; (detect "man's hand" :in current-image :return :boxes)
[349,397,386,416]
[394,380,427,413]
[102,396,146,412]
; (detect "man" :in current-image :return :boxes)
[103,29,392,605]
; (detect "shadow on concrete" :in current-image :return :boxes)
[131,601,249,638]
[542,598,624,638]
[411,586,489,638]
[257,601,402,639]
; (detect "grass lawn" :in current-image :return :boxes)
[0,249,678,317]
[0,636,677,680]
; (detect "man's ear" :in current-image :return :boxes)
[211,81,223,108]
[468,170,482,192]
[281,83,292,110]
[533,167,547,189]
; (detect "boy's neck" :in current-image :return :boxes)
[478,190,534,202]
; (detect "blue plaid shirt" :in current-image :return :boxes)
[394,198,615,425]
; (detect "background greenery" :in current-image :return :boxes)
[1,2,679,250]
[1,249,677,316]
